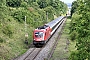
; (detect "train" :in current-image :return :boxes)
[33,16,65,46]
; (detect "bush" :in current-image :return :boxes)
[0,37,3,43]
[70,30,78,41]
[6,0,21,7]
[21,2,27,7]
[2,25,13,38]
[69,51,79,60]
[12,9,27,23]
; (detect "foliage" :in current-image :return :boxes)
[0,0,68,60]
[71,1,79,16]
[20,1,28,7]
[0,0,6,6]
[12,9,26,23]
[6,0,21,7]
[69,0,90,60]
[2,25,13,38]
[50,0,67,16]
[0,37,4,43]
[44,6,54,21]
[37,0,48,9]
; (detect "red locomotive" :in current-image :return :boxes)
[33,16,65,46]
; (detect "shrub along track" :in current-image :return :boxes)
[14,18,66,60]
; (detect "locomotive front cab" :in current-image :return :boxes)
[33,30,45,45]
[33,25,51,45]
[34,31,44,41]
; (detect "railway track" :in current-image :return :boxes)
[14,18,66,60]
[25,48,43,60]
[14,47,43,60]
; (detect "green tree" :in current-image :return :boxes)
[37,0,48,9]
[71,1,78,16]
[49,0,67,16]
[70,0,90,60]
[0,0,6,6]
[6,0,21,7]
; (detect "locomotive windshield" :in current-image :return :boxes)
[35,32,43,38]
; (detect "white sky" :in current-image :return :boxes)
[60,0,76,3]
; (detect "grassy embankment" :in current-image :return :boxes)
[0,19,34,60]
[50,17,76,60]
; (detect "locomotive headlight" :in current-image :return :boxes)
[34,39,35,40]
